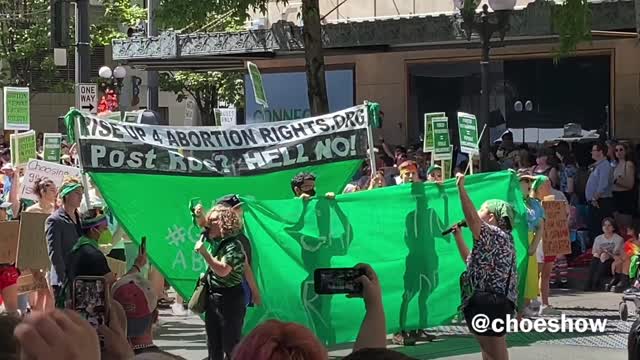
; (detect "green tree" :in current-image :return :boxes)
[156,10,246,125]
[91,0,147,47]
[0,0,60,93]
[159,0,330,117]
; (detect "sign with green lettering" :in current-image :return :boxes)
[457,112,479,155]
[247,62,268,108]
[43,133,62,162]
[10,130,36,166]
[423,112,445,153]
[432,118,452,161]
[3,87,30,130]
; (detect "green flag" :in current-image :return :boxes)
[238,170,528,345]
[78,105,370,303]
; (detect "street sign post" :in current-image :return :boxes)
[75,83,98,114]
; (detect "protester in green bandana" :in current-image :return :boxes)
[57,208,147,308]
[426,165,443,183]
[46,177,84,301]
[452,173,517,360]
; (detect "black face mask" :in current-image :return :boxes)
[304,189,316,197]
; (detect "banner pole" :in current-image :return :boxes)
[73,114,92,205]
[364,101,377,177]
[465,124,487,176]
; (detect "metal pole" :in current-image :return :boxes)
[147,0,160,112]
[364,101,377,176]
[73,115,92,204]
[75,0,90,84]
[479,30,491,172]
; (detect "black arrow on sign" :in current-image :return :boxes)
[82,103,95,112]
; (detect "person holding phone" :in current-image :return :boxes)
[194,205,246,360]
[452,173,517,360]
[57,209,147,308]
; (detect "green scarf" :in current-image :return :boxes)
[64,108,85,144]
[59,183,82,198]
[532,175,549,191]
[482,199,515,226]
[366,102,382,128]
[72,236,101,252]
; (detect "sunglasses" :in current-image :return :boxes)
[616,148,625,152]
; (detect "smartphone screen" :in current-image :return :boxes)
[73,276,108,329]
[314,268,364,295]
[141,236,147,253]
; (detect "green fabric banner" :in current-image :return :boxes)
[90,159,362,299]
[239,170,528,345]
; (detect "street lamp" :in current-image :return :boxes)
[454,0,515,171]
[98,65,126,113]
[99,65,127,94]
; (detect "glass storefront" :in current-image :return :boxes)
[408,55,611,146]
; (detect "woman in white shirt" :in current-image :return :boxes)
[586,217,624,291]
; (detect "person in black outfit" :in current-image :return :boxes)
[194,205,247,360]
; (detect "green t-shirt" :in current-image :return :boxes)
[206,236,246,289]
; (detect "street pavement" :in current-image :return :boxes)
[155,288,634,359]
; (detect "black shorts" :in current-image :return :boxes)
[463,292,515,337]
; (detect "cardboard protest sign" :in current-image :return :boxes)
[247,62,268,108]
[423,112,445,153]
[76,105,369,176]
[431,118,452,161]
[10,130,36,166]
[17,274,36,294]
[20,159,82,201]
[43,133,62,162]
[16,212,51,270]
[106,257,127,279]
[458,112,479,155]
[3,87,30,130]
[542,200,572,256]
[0,221,19,264]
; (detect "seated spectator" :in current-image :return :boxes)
[585,218,624,291]
[112,273,186,359]
[232,263,386,360]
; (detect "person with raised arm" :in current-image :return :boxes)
[452,173,517,360]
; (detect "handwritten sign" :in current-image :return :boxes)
[17,274,36,294]
[16,212,51,270]
[20,159,82,201]
[0,221,19,264]
[542,200,571,256]
[107,257,127,279]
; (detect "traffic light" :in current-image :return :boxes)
[48,0,70,48]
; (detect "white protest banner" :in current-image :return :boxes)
[75,105,369,176]
[214,108,236,128]
[20,159,82,201]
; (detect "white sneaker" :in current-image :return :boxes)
[529,299,542,310]
[539,305,562,316]
[523,306,538,318]
[171,302,187,316]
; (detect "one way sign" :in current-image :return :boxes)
[75,83,98,114]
